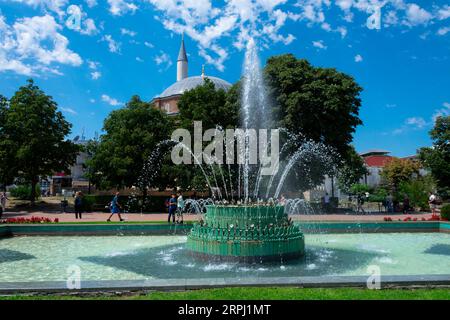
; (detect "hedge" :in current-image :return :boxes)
[441,204,450,221]
[10,185,41,200]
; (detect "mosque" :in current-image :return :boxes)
[151,36,232,115]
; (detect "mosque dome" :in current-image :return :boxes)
[152,36,232,115]
[159,75,232,99]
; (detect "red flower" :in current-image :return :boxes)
[3,216,57,224]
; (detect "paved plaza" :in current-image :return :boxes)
[0,210,437,223]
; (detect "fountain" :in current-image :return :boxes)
[187,204,305,262]
[185,39,306,262]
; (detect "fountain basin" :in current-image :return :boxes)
[186,205,305,262]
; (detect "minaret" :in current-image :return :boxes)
[177,34,188,82]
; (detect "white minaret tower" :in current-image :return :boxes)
[177,34,188,82]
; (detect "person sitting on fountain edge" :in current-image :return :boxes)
[168,194,177,223]
[107,192,124,222]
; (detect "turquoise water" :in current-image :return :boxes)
[0,233,449,282]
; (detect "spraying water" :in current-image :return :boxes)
[241,38,272,202]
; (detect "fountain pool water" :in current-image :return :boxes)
[0,233,449,282]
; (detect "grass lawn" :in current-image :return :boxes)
[1,287,449,300]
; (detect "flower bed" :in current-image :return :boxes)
[383,214,446,222]
[1,216,59,224]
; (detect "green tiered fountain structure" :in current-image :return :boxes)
[187,205,305,262]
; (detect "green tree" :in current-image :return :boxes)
[168,79,241,196]
[87,96,172,196]
[1,79,79,202]
[419,116,450,198]
[0,95,16,189]
[264,54,363,159]
[261,55,363,192]
[177,78,239,130]
[350,183,371,195]
[380,158,421,192]
[398,175,435,210]
[337,146,368,193]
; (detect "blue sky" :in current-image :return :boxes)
[0,0,449,157]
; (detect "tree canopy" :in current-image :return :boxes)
[337,146,369,193]
[0,79,79,201]
[419,116,450,198]
[380,158,421,192]
[177,78,239,130]
[171,79,241,194]
[264,54,363,158]
[86,95,172,192]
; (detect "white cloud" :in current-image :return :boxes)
[7,0,69,16]
[295,0,329,23]
[136,56,144,62]
[354,54,363,62]
[437,5,450,20]
[87,60,101,79]
[154,51,172,71]
[101,34,121,53]
[312,40,327,49]
[432,102,450,122]
[141,1,449,71]
[404,3,432,26]
[107,0,138,16]
[437,27,450,36]
[393,115,428,135]
[405,116,426,129]
[85,0,97,8]
[120,28,137,37]
[60,107,77,115]
[144,41,154,48]
[394,102,450,135]
[384,10,399,27]
[336,26,347,38]
[101,94,123,106]
[148,0,300,71]
[87,60,99,70]
[81,18,98,35]
[332,1,450,31]
[0,14,82,76]
[91,71,101,79]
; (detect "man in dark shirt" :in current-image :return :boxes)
[168,194,177,223]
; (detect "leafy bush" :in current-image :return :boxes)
[350,183,370,195]
[441,204,450,221]
[398,176,435,210]
[368,187,388,203]
[10,185,41,200]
